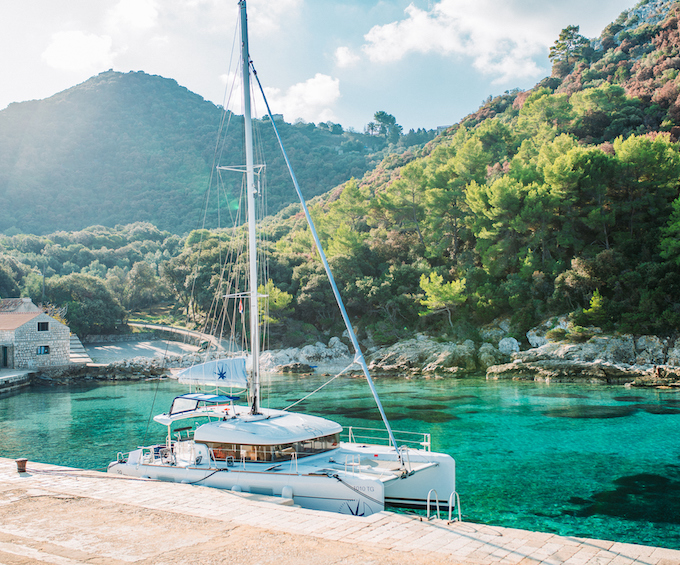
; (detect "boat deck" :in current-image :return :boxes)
[1,457,678,565]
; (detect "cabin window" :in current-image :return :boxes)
[36,345,50,355]
[203,442,240,462]
[202,433,340,463]
[38,322,49,332]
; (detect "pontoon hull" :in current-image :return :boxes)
[108,457,384,516]
[107,442,455,517]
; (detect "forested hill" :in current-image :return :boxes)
[260,0,680,341]
[0,70,386,235]
[4,0,680,344]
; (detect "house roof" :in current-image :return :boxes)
[0,298,41,313]
[0,312,42,330]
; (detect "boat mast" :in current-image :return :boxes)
[240,0,261,415]
[250,72,403,465]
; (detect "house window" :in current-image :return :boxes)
[37,345,50,355]
[38,322,49,332]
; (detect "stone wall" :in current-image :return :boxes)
[81,332,156,344]
[82,331,203,347]
[13,314,70,369]
[0,330,14,368]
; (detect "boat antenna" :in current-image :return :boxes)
[239,0,261,415]
[250,64,403,464]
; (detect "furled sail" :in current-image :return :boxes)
[176,357,248,388]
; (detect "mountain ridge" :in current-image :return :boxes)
[0,70,394,235]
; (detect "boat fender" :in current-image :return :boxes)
[231,485,242,492]
[281,485,293,499]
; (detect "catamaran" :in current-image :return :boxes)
[108,0,459,518]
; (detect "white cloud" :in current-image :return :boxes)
[334,46,360,68]
[247,0,302,34]
[108,0,159,31]
[42,31,115,73]
[362,0,554,83]
[263,74,340,123]
[218,71,245,111]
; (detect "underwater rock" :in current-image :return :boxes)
[276,362,313,374]
[566,473,680,524]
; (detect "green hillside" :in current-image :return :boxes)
[257,0,680,341]
[3,0,680,343]
[0,70,395,235]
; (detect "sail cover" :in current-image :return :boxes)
[177,357,248,388]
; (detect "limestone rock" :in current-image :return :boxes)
[586,335,636,364]
[635,335,665,365]
[259,337,353,373]
[667,338,680,366]
[513,335,636,364]
[367,336,477,376]
[487,330,680,386]
[526,315,570,347]
[487,359,640,384]
[479,318,511,346]
[328,336,350,357]
[477,343,503,370]
[498,337,520,356]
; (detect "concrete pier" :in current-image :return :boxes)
[0,371,31,394]
[1,458,678,564]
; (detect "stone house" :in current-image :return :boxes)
[0,298,71,369]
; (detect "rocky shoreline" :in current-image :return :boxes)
[27,318,680,390]
[487,335,680,388]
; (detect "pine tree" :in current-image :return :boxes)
[549,25,589,66]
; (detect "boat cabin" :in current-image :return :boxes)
[156,393,342,464]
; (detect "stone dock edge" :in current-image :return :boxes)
[0,458,678,565]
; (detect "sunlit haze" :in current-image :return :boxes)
[3,0,634,130]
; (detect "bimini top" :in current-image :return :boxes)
[153,395,342,445]
[153,393,240,426]
[171,393,240,413]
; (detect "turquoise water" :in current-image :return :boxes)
[1,375,679,548]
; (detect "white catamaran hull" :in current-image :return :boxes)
[108,441,455,516]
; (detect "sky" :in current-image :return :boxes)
[2,0,636,132]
